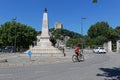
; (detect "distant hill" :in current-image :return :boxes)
[49,28,82,39]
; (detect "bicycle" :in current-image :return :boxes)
[72,50,84,62]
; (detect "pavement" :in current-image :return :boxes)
[0,49,91,67]
[0,49,120,80]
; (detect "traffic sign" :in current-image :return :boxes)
[27,50,32,56]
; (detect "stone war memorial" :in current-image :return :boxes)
[25,8,63,57]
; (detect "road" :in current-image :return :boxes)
[0,49,120,80]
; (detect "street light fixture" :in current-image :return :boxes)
[12,18,17,52]
[81,17,86,51]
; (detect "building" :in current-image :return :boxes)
[54,22,63,30]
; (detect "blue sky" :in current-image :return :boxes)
[0,0,120,35]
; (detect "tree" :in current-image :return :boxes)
[113,26,120,50]
[49,28,82,48]
[107,27,119,42]
[50,29,82,39]
[92,0,97,3]
[50,36,57,46]
[115,26,120,39]
[88,21,110,38]
[66,38,81,48]
[0,21,37,49]
[87,21,117,46]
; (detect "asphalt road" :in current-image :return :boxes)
[0,50,120,80]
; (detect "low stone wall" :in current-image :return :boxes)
[20,53,64,57]
[30,48,62,54]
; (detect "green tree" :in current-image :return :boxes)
[95,36,107,45]
[66,38,82,48]
[87,21,117,46]
[0,21,37,49]
[92,0,97,3]
[50,29,81,39]
[50,36,57,46]
[88,21,110,39]
[115,26,120,39]
[107,27,119,42]
[112,26,120,50]
[49,28,82,48]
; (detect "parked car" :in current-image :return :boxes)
[66,47,71,49]
[93,47,106,54]
[2,46,15,53]
[0,47,5,52]
[0,48,2,52]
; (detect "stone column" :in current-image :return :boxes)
[117,40,120,52]
[40,8,50,38]
[103,41,112,52]
[37,8,52,47]
[108,41,112,52]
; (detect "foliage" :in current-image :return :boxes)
[66,38,81,48]
[87,21,119,47]
[107,27,119,42]
[1,20,120,49]
[115,26,120,40]
[92,0,97,3]
[88,22,110,38]
[50,28,82,39]
[0,21,37,49]
[50,36,57,46]
[49,28,82,47]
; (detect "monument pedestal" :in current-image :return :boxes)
[29,46,64,57]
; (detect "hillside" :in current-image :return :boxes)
[49,28,83,47]
[49,28,82,39]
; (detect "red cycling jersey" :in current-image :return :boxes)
[75,47,80,54]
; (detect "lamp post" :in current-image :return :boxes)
[12,18,17,52]
[81,17,86,51]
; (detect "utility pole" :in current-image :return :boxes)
[81,17,86,52]
[12,18,17,52]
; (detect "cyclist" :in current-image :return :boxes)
[75,44,81,59]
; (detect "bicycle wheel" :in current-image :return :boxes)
[81,54,84,61]
[78,54,84,62]
[72,55,78,62]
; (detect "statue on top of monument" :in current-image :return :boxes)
[44,8,47,12]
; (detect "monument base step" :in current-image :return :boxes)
[20,53,64,57]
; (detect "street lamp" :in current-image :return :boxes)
[81,17,86,51]
[12,18,17,52]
